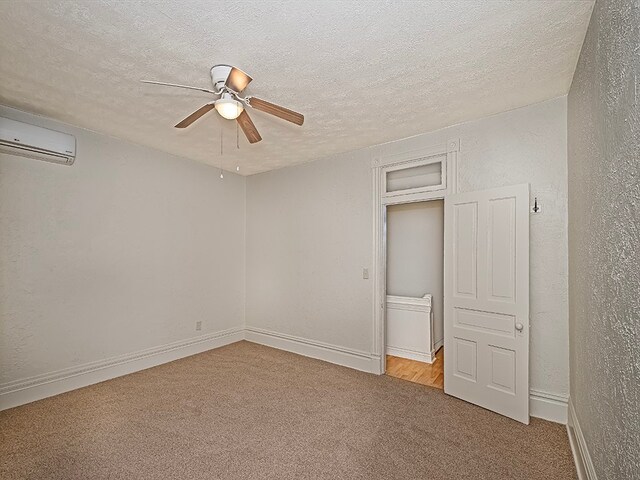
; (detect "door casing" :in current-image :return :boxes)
[371,140,459,375]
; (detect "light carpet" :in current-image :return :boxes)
[0,341,576,479]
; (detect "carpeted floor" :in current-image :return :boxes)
[0,341,576,479]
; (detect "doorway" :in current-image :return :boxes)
[384,200,444,389]
[373,146,532,422]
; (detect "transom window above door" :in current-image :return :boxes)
[383,154,446,198]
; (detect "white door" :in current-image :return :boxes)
[444,184,530,424]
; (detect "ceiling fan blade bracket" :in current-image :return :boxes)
[140,80,221,96]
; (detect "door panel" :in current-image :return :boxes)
[444,184,529,424]
[454,308,515,337]
[488,345,516,394]
[452,202,477,298]
[487,197,516,302]
[453,338,477,382]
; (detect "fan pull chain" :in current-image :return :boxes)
[236,116,240,172]
[220,127,224,179]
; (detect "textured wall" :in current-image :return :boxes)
[0,106,246,385]
[567,0,640,478]
[247,97,569,400]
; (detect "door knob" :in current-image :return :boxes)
[515,322,524,332]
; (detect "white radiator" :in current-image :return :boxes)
[386,294,435,363]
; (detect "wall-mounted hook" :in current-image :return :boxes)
[531,197,541,214]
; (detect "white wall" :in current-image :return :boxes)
[1,96,570,418]
[246,96,569,404]
[245,148,373,353]
[0,106,246,387]
[386,201,444,346]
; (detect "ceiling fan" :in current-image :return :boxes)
[141,65,304,144]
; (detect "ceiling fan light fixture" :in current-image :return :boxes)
[141,64,304,143]
[215,94,244,120]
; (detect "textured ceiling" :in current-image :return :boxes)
[0,1,593,175]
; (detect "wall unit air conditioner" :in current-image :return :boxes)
[0,116,76,165]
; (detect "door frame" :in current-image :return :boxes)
[371,139,460,375]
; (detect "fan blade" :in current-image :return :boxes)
[236,110,262,144]
[225,67,252,93]
[140,80,219,95]
[248,97,304,126]
[175,103,216,128]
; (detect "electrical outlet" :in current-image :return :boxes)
[195,321,202,331]
[363,268,369,279]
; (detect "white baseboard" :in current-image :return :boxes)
[248,329,568,425]
[567,399,597,480]
[529,389,568,424]
[245,326,378,374]
[0,327,244,411]
[0,325,572,430]
[386,346,434,364]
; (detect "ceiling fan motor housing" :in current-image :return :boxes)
[210,64,233,89]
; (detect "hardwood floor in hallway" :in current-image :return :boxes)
[385,348,444,389]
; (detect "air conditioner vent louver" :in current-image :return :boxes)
[0,116,76,166]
